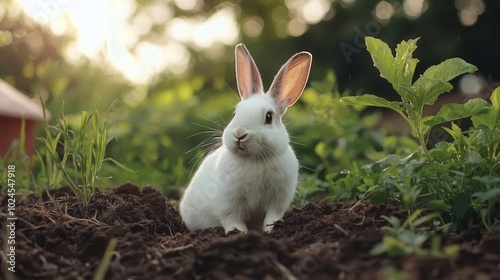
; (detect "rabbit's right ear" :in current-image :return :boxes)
[235,44,264,100]
[268,51,312,114]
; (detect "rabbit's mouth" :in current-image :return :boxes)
[229,141,252,156]
[236,140,246,150]
[235,142,248,155]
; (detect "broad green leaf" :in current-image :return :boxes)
[369,243,386,256]
[472,176,500,185]
[441,122,463,141]
[465,150,483,164]
[424,98,489,127]
[399,231,427,247]
[421,58,477,82]
[412,76,453,106]
[382,215,402,228]
[471,89,500,131]
[471,86,500,133]
[471,106,496,130]
[399,85,419,108]
[367,189,391,205]
[491,86,500,110]
[427,200,452,211]
[394,38,419,88]
[366,37,396,85]
[340,94,402,113]
[365,37,419,96]
[395,38,419,61]
[412,58,476,107]
[472,188,500,202]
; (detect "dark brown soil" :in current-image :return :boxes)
[1,183,500,279]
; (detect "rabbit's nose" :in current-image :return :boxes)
[233,128,249,141]
[232,132,248,150]
[235,133,248,140]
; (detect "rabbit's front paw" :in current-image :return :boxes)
[223,221,248,234]
[263,210,282,233]
[264,224,274,233]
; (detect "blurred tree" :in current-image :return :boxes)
[0,1,133,116]
[3,0,499,105]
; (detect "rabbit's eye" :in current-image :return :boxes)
[232,111,236,117]
[265,112,273,125]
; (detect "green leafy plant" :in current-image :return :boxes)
[338,36,499,232]
[371,213,460,258]
[37,103,134,215]
[341,36,485,159]
[291,71,418,205]
[469,87,500,231]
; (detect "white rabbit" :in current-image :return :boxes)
[180,44,312,233]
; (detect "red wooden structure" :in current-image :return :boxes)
[0,79,50,157]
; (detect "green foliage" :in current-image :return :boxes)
[371,214,460,258]
[469,87,500,231]
[341,37,478,159]
[36,103,134,215]
[337,37,500,232]
[292,71,418,206]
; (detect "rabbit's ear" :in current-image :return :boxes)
[269,52,312,113]
[235,44,264,100]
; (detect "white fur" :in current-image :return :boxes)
[180,44,312,233]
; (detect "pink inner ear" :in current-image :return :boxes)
[279,62,310,105]
[270,52,312,109]
[250,66,262,94]
[236,44,263,99]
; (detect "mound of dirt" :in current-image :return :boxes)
[1,183,499,279]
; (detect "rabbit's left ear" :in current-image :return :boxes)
[235,44,264,100]
[269,52,312,113]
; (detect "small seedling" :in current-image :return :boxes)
[37,102,134,216]
[370,213,459,258]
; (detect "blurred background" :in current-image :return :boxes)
[1,0,499,196]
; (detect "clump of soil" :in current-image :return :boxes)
[1,183,499,279]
